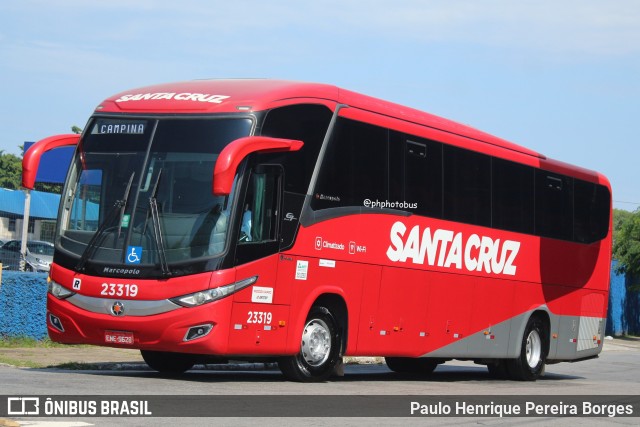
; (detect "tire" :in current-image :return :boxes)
[140,350,195,374]
[385,357,439,375]
[278,306,342,382]
[506,316,548,381]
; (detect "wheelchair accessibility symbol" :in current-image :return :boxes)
[126,246,142,264]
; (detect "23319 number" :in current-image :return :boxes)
[101,283,138,298]
[247,311,272,324]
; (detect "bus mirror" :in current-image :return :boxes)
[22,134,80,189]
[213,136,303,195]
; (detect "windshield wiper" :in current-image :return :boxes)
[147,169,171,277]
[76,172,136,272]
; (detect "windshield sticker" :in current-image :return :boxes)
[126,246,142,265]
[114,93,230,104]
[121,214,130,228]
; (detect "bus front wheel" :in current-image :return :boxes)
[141,350,195,374]
[278,306,341,382]
[506,316,548,381]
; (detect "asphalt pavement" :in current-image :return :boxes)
[1,336,639,370]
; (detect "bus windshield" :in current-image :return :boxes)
[57,117,253,276]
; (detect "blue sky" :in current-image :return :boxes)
[1,1,639,210]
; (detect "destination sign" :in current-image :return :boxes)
[93,120,147,135]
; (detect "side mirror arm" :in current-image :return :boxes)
[22,134,80,189]
[213,136,303,195]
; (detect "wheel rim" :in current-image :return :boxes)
[525,329,542,368]
[301,318,331,367]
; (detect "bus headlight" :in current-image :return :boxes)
[170,276,258,308]
[48,280,76,300]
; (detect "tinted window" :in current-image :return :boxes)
[535,171,573,240]
[153,118,252,154]
[443,145,491,227]
[389,134,443,218]
[307,116,610,245]
[492,158,534,233]
[312,118,388,210]
[239,168,280,244]
[261,104,333,194]
[574,180,611,243]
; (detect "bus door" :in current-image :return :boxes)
[228,164,292,353]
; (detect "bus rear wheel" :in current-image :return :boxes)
[385,357,439,375]
[278,306,341,382]
[140,350,195,374]
[506,316,548,381]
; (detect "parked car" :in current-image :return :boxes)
[0,240,54,272]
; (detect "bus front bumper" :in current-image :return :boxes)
[46,293,234,355]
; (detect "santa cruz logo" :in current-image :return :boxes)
[115,92,230,104]
[386,221,520,276]
[111,301,125,317]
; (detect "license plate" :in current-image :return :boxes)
[105,330,134,345]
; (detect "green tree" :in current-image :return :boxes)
[0,146,64,193]
[0,150,23,189]
[34,182,63,194]
[612,208,640,280]
[613,208,633,238]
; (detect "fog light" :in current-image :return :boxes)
[49,313,64,332]
[184,324,213,342]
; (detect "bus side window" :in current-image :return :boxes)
[235,165,282,265]
[535,171,573,240]
[396,134,443,218]
[240,169,279,244]
[492,158,534,234]
[573,180,610,243]
[311,117,388,210]
[443,145,491,227]
[239,165,282,241]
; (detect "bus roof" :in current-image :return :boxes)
[98,79,543,160]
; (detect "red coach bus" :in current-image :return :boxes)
[23,80,612,381]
